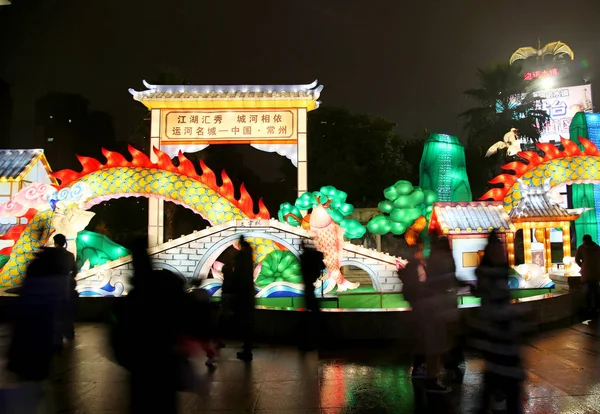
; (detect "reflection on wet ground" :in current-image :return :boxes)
[2,322,600,413]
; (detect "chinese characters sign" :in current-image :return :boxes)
[162,110,295,142]
[524,68,559,81]
[503,85,593,143]
[534,85,593,142]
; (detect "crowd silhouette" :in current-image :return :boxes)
[4,234,79,412]
[470,231,524,414]
[3,229,585,414]
[398,232,528,413]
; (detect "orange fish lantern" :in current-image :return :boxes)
[277,186,367,293]
[301,214,311,230]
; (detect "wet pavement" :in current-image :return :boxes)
[1,322,600,413]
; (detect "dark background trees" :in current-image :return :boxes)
[461,63,549,147]
[33,92,117,170]
[307,106,420,208]
[0,78,11,148]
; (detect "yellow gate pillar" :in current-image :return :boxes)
[544,228,552,273]
[506,232,515,267]
[562,222,571,258]
[523,227,533,264]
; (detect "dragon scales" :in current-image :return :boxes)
[0,145,276,287]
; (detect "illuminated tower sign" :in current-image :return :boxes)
[524,68,559,81]
[129,80,323,246]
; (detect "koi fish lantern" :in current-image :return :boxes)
[278,186,367,294]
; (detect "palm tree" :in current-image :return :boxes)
[460,63,550,199]
[461,63,550,148]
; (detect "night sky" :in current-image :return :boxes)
[1,0,600,145]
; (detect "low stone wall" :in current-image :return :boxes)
[251,291,582,343]
[0,289,581,345]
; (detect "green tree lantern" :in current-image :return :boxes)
[367,180,437,245]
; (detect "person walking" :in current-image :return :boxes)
[215,263,235,348]
[51,234,79,341]
[186,285,219,368]
[299,241,325,350]
[470,231,524,414]
[575,234,600,317]
[421,236,457,393]
[6,241,73,412]
[232,237,255,361]
[109,238,212,414]
[400,243,428,379]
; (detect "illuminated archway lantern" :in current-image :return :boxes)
[129,80,323,246]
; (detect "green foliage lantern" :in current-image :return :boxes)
[277,203,302,226]
[277,185,366,239]
[367,181,437,242]
[76,230,130,269]
[255,250,303,287]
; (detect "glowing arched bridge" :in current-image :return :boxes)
[75,219,402,296]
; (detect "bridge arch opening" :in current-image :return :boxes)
[340,259,381,292]
[151,262,187,281]
[194,231,302,280]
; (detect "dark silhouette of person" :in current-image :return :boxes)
[471,230,524,414]
[422,236,457,393]
[299,241,325,350]
[52,233,79,341]
[216,262,235,347]
[6,241,74,411]
[232,236,255,361]
[187,281,219,367]
[110,238,211,414]
[575,234,600,317]
[300,241,324,313]
[400,242,428,379]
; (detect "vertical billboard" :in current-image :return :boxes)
[502,84,593,143]
[534,84,593,143]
